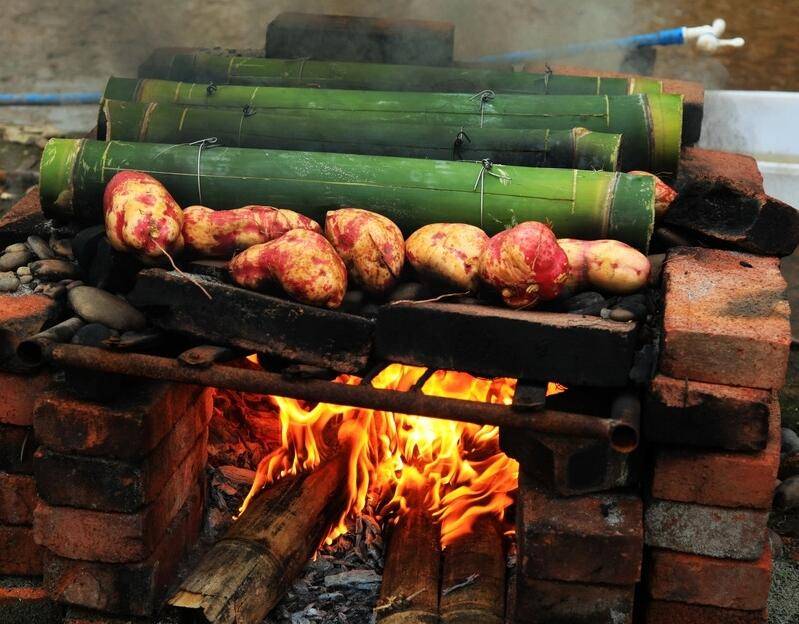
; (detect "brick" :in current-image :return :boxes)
[0,524,43,575]
[651,401,780,509]
[0,578,62,623]
[33,381,204,459]
[0,472,37,525]
[517,477,642,585]
[0,293,61,373]
[34,388,211,512]
[0,424,36,474]
[647,545,772,611]
[514,577,634,624]
[0,371,51,426]
[0,187,48,249]
[34,430,206,563]
[645,375,772,451]
[44,478,205,615]
[644,600,767,624]
[660,247,790,390]
[644,500,768,560]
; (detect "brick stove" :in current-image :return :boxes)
[0,157,794,622]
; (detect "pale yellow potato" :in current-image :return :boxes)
[405,223,488,291]
[558,238,650,295]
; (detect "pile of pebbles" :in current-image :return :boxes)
[0,235,79,294]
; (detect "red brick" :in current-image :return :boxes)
[44,478,205,615]
[646,374,772,451]
[34,431,206,563]
[0,579,62,623]
[34,388,211,512]
[514,577,634,623]
[648,546,772,611]
[33,382,204,459]
[517,476,642,585]
[645,600,767,624]
[0,523,43,575]
[0,293,60,373]
[0,423,36,474]
[0,371,51,426]
[0,187,48,248]
[660,247,790,390]
[0,472,37,525]
[651,401,780,509]
[644,500,768,560]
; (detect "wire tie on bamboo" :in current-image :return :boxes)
[293,56,311,80]
[188,137,218,205]
[452,128,472,160]
[468,89,495,128]
[473,159,511,228]
[543,63,554,94]
[242,104,256,117]
[206,81,217,96]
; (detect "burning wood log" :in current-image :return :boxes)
[39,139,656,251]
[101,101,622,171]
[376,494,441,623]
[138,49,662,96]
[168,439,354,624]
[104,77,682,173]
[439,514,507,624]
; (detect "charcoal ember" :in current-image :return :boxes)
[387,281,434,302]
[71,225,106,271]
[29,259,80,281]
[49,236,74,259]
[0,249,32,271]
[561,291,606,315]
[0,271,20,292]
[26,235,54,260]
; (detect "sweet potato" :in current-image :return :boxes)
[325,208,404,295]
[103,171,184,262]
[182,205,321,258]
[629,171,677,219]
[479,222,569,308]
[229,229,347,308]
[405,223,488,291]
[558,238,650,295]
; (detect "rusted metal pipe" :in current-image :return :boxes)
[34,342,636,448]
[16,317,84,365]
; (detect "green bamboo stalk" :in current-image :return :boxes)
[103,78,682,175]
[39,139,655,250]
[101,100,621,171]
[138,49,663,96]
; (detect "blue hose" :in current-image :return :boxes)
[478,27,686,64]
[0,92,102,106]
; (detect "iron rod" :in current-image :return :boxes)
[37,342,637,450]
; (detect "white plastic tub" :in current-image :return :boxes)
[699,90,799,206]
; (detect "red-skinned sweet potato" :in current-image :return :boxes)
[103,171,184,262]
[325,208,404,295]
[182,205,321,258]
[405,223,488,291]
[479,222,569,308]
[229,229,347,308]
[558,238,650,295]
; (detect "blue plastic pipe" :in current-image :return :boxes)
[0,92,102,106]
[478,27,686,63]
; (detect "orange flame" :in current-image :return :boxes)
[236,363,561,547]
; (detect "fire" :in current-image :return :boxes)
[236,363,557,547]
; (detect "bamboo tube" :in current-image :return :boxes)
[138,49,663,95]
[100,100,621,171]
[103,78,683,174]
[440,514,507,624]
[168,448,352,624]
[39,138,656,250]
[376,498,441,623]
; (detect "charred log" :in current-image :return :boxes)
[168,448,352,624]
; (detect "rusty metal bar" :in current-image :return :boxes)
[30,342,638,450]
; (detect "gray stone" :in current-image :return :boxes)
[30,259,80,282]
[3,243,28,254]
[644,499,768,560]
[0,250,32,271]
[26,236,55,260]
[0,272,20,292]
[68,286,147,331]
[19,275,33,285]
[50,238,74,259]
[15,266,31,276]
